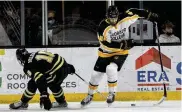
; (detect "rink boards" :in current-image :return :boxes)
[0,46,181,103]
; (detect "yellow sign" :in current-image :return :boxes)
[0,49,5,55]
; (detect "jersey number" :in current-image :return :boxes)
[35,51,54,63]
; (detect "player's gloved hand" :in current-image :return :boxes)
[40,91,52,110]
[67,64,75,75]
[151,12,159,19]
[148,12,159,21]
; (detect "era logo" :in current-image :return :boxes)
[137,71,169,82]
[176,62,182,85]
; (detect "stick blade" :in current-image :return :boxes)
[153,96,166,106]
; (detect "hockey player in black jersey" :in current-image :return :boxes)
[9,48,75,110]
[81,6,158,106]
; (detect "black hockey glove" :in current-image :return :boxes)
[40,91,52,110]
[148,12,159,22]
[67,64,75,75]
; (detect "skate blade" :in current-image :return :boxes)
[81,104,86,108]
[9,107,28,110]
[108,103,112,107]
[52,106,68,109]
[81,103,89,108]
[51,106,68,111]
[81,101,92,108]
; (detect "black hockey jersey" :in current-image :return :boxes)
[24,51,65,84]
[97,8,151,58]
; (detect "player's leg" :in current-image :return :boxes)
[81,71,104,106]
[48,64,69,108]
[81,57,109,106]
[49,84,67,108]
[9,79,37,109]
[106,55,128,104]
[106,62,118,104]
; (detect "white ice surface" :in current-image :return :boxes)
[0,101,181,112]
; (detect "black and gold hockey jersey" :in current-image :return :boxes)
[97,8,151,58]
[23,51,65,84]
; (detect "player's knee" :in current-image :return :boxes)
[106,63,118,74]
[106,63,118,81]
[90,71,104,85]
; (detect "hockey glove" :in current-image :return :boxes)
[40,91,52,110]
[67,64,75,74]
[147,12,159,22]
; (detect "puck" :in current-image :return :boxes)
[131,104,136,106]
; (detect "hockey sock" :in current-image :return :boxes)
[88,71,104,95]
[88,83,98,95]
[21,79,37,103]
[21,88,35,103]
[49,85,66,103]
[52,89,65,103]
[108,81,117,93]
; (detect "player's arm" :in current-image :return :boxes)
[24,69,47,93]
[24,69,51,110]
[24,69,47,94]
[99,37,125,49]
[125,8,158,21]
[32,71,47,93]
[33,71,51,110]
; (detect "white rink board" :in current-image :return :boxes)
[0,46,181,94]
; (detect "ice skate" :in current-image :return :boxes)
[9,100,28,110]
[52,100,68,108]
[81,94,93,107]
[107,92,115,106]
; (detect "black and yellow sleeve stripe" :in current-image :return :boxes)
[97,19,109,42]
[100,39,130,52]
[46,74,56,84]
[101,41,122,49]
[98,37,129,57]
[125,8,149,18]
[98,35,104,42]
[34,72,43,82]
[46,56,64,75]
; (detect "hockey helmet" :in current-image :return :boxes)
[106,6,119,24]
[16,48,29,66]
[106,6,119,18]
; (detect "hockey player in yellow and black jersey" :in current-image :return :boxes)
[81,6,158,106]
[9,48,75,110]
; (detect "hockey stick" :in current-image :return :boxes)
[129,22,167,107]
[153,22,167,106]
[73,73,107,99]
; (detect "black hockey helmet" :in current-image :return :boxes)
[16,48,29,66]
[106,5,119,18]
